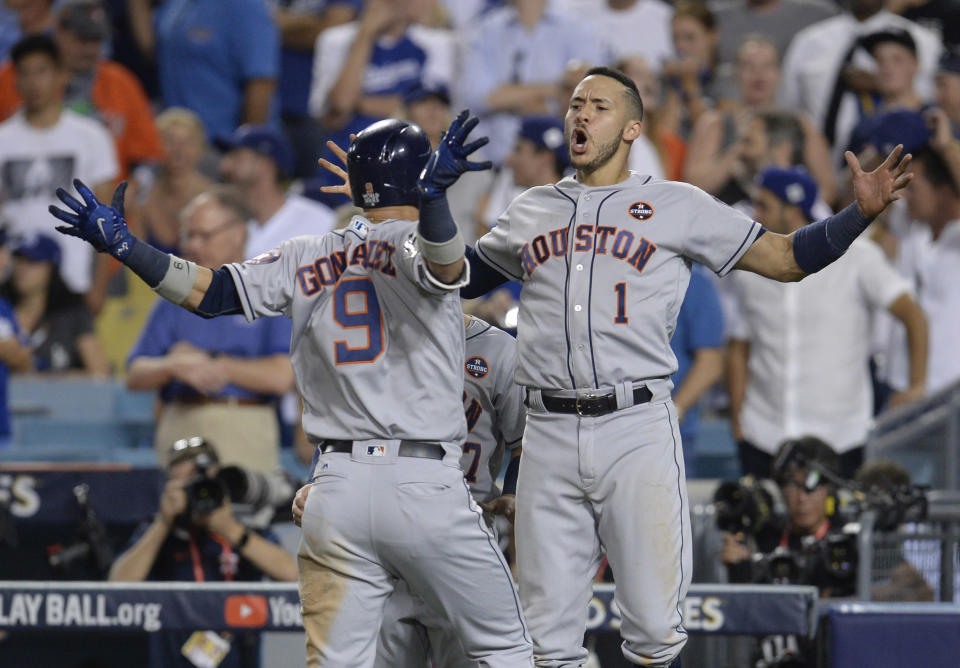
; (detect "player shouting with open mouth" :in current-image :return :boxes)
[457,66,911,667]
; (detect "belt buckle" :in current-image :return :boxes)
[575,391,603,417]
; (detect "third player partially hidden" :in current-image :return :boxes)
[460,66,912,667]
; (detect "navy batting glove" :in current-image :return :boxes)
[49,179,136,261]
[417,109,491,201]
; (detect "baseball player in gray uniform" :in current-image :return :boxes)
[49,114,533,667]
[459,66,913,667]
[294,313,525,668]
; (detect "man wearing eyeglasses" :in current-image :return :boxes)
[125,185,295,472]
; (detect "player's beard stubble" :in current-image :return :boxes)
[574,133,623,177]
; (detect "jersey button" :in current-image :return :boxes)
[578,345,585,351]
[574,305,582,312]
[576,264,583,271]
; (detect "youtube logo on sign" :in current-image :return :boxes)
[224,595,268,627]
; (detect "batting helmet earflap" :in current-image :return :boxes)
[347,119,432,210]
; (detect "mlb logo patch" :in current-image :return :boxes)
[349,218,369,239]
[465,356,489,379]
[628,201,655,221]
[366,445,386,456]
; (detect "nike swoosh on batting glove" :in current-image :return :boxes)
[49,179,135,261]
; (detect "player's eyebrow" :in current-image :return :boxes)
[589,95,614,106]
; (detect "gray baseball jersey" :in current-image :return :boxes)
[226,216,468,455]
[374,315,526,668]
[475,172,762,389]
[237,215,533,666]
[474,172,761,666]
[461,315,525,503]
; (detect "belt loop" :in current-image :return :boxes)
[525,388,546,412]
[614,380,634,410]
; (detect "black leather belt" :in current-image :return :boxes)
[534,386,653,417]
[321,440,445,460]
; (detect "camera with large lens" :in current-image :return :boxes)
[713,475,784,537]
[753,528,859,596]
[216,465,297,527]
[184,450,227,516]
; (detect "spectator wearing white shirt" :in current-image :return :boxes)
[713,0,837,69]
[455,0,605,165]
[779,0,942,167]
[574,0,675,72]
[895,146,960,394]
[218,124,335,258]
[0,34,118,301]
[727,167,927,478]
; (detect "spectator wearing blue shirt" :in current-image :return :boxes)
[0,233,31,447]
[268,0,359,178]
[131,0,280,140]
[126,186,294,472]
[108,436,297,668]
[0,1,55,62]
[307,0,454,206]
[455,0,607,165]
[669,264,724,477]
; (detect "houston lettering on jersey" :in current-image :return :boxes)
[519,224,657,276]
[296,240,397,296]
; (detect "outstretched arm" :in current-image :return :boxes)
[49,180,238,316]
[416,110,491,284]
[735,145,913,282]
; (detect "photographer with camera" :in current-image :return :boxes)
[108,436,296,667]
[722,437,848,589]
[719,437,844,667]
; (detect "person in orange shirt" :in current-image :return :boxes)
[0,0,161,181]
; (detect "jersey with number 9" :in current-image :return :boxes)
[226,216,468,454]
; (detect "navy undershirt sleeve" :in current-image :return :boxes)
[462,245,509,298]
[195,267,243,318]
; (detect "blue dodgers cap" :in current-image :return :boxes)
[868,109,931,156]
[517,115,569,169]
[938,47,960,75]
[402,83,451,107]
[216,124,294,177]
[757,167,819,221]
[14,233,62,264]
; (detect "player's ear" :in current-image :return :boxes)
[622,119,643,143]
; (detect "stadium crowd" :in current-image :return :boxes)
[0,0,956,476]
[0,1,959,666]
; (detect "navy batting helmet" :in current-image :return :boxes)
[347,119,432,209]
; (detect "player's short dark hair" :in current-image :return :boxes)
[914,145,960,197]
[583,66,644,122]
[10,34,61,68]
[755,110,805,165]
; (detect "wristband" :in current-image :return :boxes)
[233,528,251,552]
[792,203,871,274]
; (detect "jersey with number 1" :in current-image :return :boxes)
[475,172,762,390]
[461,316,525,503]
[226,216,468,453]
